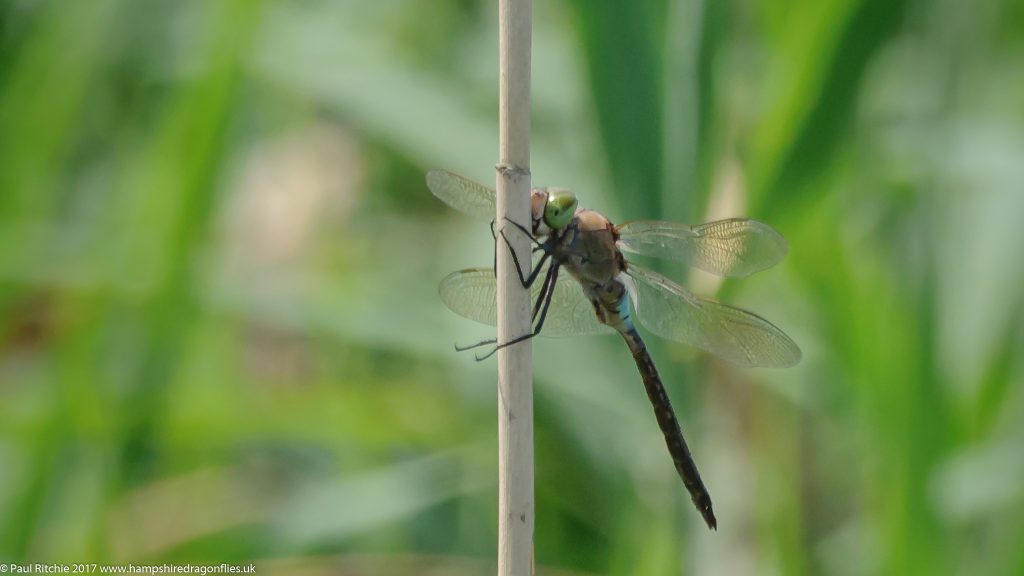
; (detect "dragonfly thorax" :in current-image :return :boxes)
[550,209,630,328]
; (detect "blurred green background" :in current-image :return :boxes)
[1,0,1023,574]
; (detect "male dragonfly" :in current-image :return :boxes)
[427,169,800,530]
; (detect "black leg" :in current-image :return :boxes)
[524,264,559,339]
[502,216,554,254]
[490,219,498,277]
[454,338,496,352]
[452,253,557,352]
[474,264,560,361]
[497,213,551,286]
[455,261,558,355]
[492,218,545,280]
[531,258,558,320]
[502,216,539,244]
[500,227,549,289]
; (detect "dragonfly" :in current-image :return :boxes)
[427,168,801,530]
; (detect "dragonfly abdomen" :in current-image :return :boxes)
[621,327,717,530]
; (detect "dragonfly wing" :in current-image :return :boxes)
[439,268,614,337]
[617,218,788,277]
[624,264,801,367]
[426,169,497,221]
[541,271,617,337]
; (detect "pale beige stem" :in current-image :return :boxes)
[496,0,533,574]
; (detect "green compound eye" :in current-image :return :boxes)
[543,188,577,230]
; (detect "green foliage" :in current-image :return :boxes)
[1,0,1022,574]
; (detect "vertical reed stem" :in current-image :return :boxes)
[496,0,533,574]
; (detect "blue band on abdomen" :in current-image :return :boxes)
[618,296,635,331]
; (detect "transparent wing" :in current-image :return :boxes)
[624,264,801,367]
[426,169,496,221]
[439,268,614,337]
[616,218,788,278]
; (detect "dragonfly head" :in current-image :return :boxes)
[541,187,577,231]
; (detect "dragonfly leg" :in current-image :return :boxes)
[490,219,497,275]
[500,229,550,289]
[455,263,559,359]
[455,338,496,352]
[531,257,557,319]
[455,270,549,352]
[502,216,549,251]
[474,264,560,361]
[498,215,553,288]
[491,218,546,281]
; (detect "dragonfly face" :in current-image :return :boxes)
[529,186,577,237]
[427,168,802,530]
[541,187,577,230]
